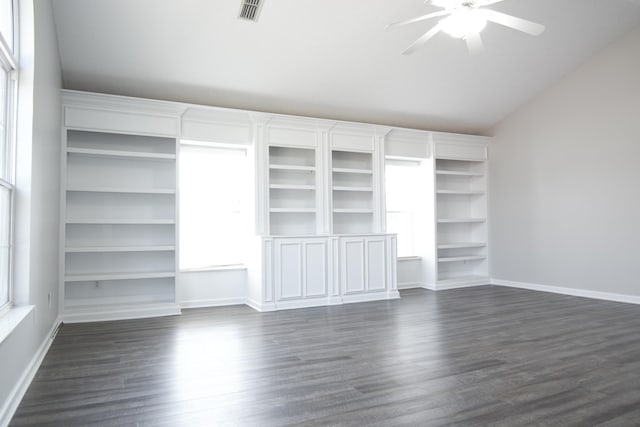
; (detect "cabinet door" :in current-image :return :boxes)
[365,237,387,292]
[341,238,366,294]
[340,236,388,295]
[274,238,328,301]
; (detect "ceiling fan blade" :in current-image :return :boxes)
[465,33,484,55]
[481,9,546,36]
[478,0,507,5]
[402,22,443,55]
[386,10,450,30]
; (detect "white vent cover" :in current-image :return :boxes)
[239,0,262,21]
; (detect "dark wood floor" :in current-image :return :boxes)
[11,286,640,426]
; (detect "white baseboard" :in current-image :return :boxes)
[341,290,400,305]
[244,298,276,312]
[180,297,246,309]
[0,317,61,427]
[397,282,424,290]
[62,303,181,323]
[491,278,640,305]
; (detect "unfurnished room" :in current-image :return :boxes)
[1,0,640,425]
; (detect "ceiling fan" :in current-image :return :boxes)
[387,0,546,55]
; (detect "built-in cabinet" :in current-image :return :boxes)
[434,135,489,287]
[60,90,490,321]
[60,93,183,322]
[249,119,398,310]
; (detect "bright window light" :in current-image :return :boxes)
[385,159,422,257]
[179,142,250,270]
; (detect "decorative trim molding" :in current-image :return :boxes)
[244,298,276,312]
[0,317,61,427]
[397,282,423,290]
[61,304,181,324]
[491,278,640,305]
[180,298,246,310]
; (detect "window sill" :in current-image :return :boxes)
[398,256,421,262]
[0,305,35,345]
[180,265,247,273]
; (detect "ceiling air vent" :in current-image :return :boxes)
[239,0,262,22]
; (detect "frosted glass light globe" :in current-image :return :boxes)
[440,9,487,39]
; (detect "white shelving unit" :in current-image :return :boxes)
[61,127,180,321]
[434,151,488,285]
[268,145,318,236]
[331,150,375,235]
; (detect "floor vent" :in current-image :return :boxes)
[239,0,262,21]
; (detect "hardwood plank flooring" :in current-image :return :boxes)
[10,286,640,426]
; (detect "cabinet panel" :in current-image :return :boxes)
[275,242,304,300]
[268,127,317,148]
[366,238,387,292]
[305,241,328,297]
[436,142,486,161]
[274,238,328,301]
[342,239,366,294]
[331,132,374,152]
[65,107,178,137]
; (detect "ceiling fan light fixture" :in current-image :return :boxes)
[440,9,487,38]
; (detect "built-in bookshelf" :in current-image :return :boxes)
[62,130,178,319]
[435,156,488,284]
[268,146,317,235]
[331,150,374,234]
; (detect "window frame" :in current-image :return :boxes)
[0,0,17,314]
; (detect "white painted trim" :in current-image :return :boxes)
[341,290,400,305]
[397,282,423,290]
[422,281,489,291]
[61,304,181,324]
[0,317,61,427]
[180,298,246,309]
[0,306,34,345]
[244,298,276,312]
[491,278,640,305]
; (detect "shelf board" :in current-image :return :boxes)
[64,271,176,282]
[67,147,176,160]
[438,255,486,263]
[437,218,486,224]
[67,187,175,194]
[332,167,373,175]
[269,184,315,190]
[66,219,176,225]
[65,246,176,253]
[333,208,374,214]
[438,242,486,250]
[269,164,316,172]
[436,170,484,177]
[436,190,485,195]
[333,186,373,192]
[269,208,316,213]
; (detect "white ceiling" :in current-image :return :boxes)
[51,0,640,134]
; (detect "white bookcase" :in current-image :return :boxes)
[268,145,318,235]
[248,118,397,310]
[434,137,489,286]
[331,150,375,234]
[60,93,182,322]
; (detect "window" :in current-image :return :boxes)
[0,0,16,311]
[385,159,423,258]
[179,142,251,270]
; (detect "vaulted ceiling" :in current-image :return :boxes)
[51,0,640,134]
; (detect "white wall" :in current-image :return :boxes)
[489,24,640,297]
[179,270,246,308]
[0,0,62,423]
